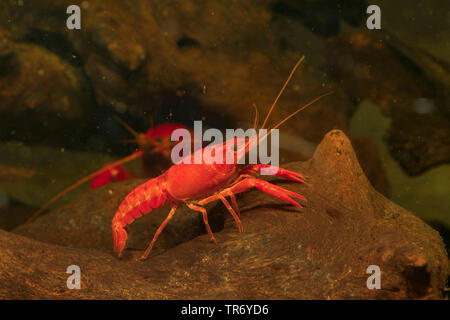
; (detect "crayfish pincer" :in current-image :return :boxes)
[112,57,333,260]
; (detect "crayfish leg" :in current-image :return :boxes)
[228,192,241,217]
[226,177,306,208]
[186,203,217,244]
[140,206,177,260]
[199,176,305,210]
[239,164,305,183]
[219,194,243,232]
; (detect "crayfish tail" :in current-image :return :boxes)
[112,221,128,257]
[111,176,169,258]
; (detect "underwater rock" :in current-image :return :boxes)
[3,130,448,299]
[0,28,15,72]
[386,112,450,176]
[270,0,367,37]
[0,28,93,145]
[349,100,450,236]
[79,0,353,148]
[325,32,450,175]
[1,0,353,145]
[347,134,390,197]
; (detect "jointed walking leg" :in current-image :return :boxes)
[140,206,177,260]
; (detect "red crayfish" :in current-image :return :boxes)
[112,57,332,260]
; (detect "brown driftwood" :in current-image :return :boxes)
[3,130,448,299]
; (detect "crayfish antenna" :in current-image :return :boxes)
[236,56,305,159]
[238,56,307,157]
[260,55,305,130]
[238,57,334,158]
[257,90,335,148]
[269,91,335,131]
[26,151,143,224]
[113,115,140,138]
